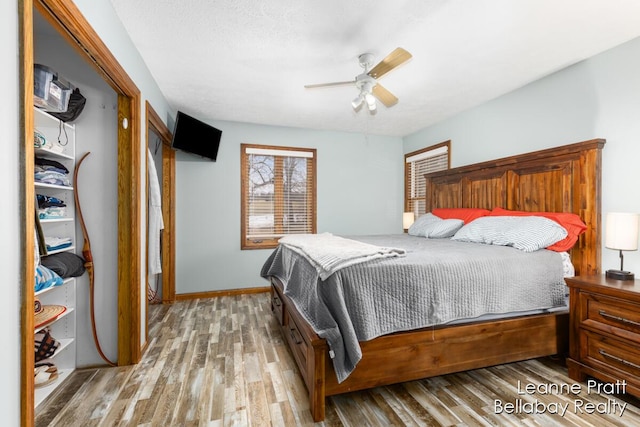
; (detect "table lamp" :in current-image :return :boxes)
[403,212,415,232]
[605,212,639,280]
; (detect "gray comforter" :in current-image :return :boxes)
[260,234,567,383]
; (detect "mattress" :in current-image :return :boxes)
[261,233,569,383]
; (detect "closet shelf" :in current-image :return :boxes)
[34,307,74,334]
[35,147,74,161]
[35,278,75,297]
[45,246,76,256]
[48,337,74,359]
[35,182,74,191]
[34,368,74,408]
[39,217,74,224]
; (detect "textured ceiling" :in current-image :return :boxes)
[109,0,640,137]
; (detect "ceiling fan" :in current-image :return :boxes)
[304,47,412,112]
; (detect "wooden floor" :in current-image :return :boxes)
[35,292,640,426]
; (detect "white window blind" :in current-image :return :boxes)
[242,144,316,249]
[405,142,450,217]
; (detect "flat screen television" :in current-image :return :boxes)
[170,111,222,161]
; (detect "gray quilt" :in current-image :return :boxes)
[260,234,567,383]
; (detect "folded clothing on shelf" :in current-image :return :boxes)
[37,194,67,208]
[35,264,63,292]
[35,157,71,186]
[45,236,72,251]
[41,252,86,278]
[35,171,71,187]
[39,206,67,219]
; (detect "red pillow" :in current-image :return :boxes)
[432,208,491,224]
[489,207,587,252]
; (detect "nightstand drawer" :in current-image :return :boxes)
[567,276,640,397]
[581,292,640,343]
[582,331,640,378]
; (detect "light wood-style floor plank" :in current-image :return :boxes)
[35,292,640,426]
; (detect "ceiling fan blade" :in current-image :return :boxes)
[372,84,398,108]
[304,80,355,89]
[367,47,412,79]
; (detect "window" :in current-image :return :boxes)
[405,141,450,217]
[241,144,316,249]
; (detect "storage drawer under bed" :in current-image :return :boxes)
[270,284,284,325]
[283,307,310,382]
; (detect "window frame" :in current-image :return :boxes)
[241,143,317,250]
[404,140,451,218]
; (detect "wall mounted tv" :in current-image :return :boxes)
[170,111,222,161]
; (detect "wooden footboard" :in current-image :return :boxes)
[271,277,569,422]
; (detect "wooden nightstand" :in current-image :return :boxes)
[566,275,640,397]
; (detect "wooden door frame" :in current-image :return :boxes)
[20,1,143,425]
[145,101,176,310]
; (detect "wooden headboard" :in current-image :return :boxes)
[423,139,605,276]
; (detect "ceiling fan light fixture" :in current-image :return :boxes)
[351,94,365,109]
[365,93,376,111]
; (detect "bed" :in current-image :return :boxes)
[261,139,604,422]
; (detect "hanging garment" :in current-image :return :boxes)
[147,148,164,275]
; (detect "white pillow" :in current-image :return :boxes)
[451,216,568,252]
[409,213,464,238]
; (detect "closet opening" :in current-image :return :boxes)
[21,0,145,424]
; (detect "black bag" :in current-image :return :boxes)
[50,88,86,122]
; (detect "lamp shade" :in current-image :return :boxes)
[403,212,415,229]
[605,212,640,251]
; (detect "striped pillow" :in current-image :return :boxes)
[409,213,464,238]
[489,207,586,252]
[425,218,464,238]
[451,216,568,252]
[408,213,440,236]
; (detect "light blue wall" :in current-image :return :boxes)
[404,36,640,279]
[175,121,403,293]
